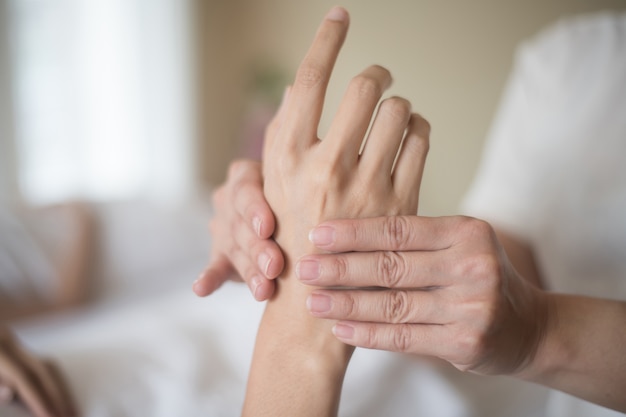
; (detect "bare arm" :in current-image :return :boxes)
[495,228,626,410]
[242,7,430,416]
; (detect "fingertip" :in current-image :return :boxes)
[265,252,285,279]
[308,224,336,248]
[326,6,349,23]
[252,216,262,238]
[192,271,219,297]
[254,211,276,239]
[192,279,210,297]
[250,275,274,301]
[332,322,355,340]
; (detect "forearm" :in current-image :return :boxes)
[242,267,353,417]
[518,293,626,411]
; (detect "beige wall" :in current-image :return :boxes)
[196,0,626,215]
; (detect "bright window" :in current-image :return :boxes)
[8,0,195,204]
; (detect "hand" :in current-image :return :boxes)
[0,326,76,417]
[193,159,285,301]
[296,215,549,376]
[242,7,430,416]
[261,33,431,290]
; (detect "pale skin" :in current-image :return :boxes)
[194,6,626,415]
[241,6,428,415]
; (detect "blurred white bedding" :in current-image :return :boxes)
[8,198,550,417]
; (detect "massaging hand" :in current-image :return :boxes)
[196,158,546,376]
[0,326,76,417]
[193,159,285,301]
[298,215,549,376]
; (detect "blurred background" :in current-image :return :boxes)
[1,0,626,324]
[1,0,626,415]
[2,0,625,213]
[1,0,625,324]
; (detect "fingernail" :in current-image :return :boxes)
[258,252,272,277]
[333,323,355,339]
[251,275,263,300]
[296,259,320,281]
[326,6,348,22]
[253,216,262,237]
[194,270,206,283]
[192,278,204,294]
[309,226,335,247]
[307,293,332,314]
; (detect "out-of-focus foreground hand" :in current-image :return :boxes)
[298,215,549,376]
[193,160,285,301]
[0,326,76,417]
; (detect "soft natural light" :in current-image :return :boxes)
[9,0,194,204]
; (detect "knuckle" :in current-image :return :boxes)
[228,160,248,179]
[296,64,326,89]
[376,251,405,288]
[211,186,226,206]
[383,216,411,249]
[342,292,359,318]
[275,151,299,174]
[363,325,378,348]
[458,329,488,362]
[350,74,383,101]
[414,113,431,138]
[392,325,413,352]
[382,97,411,120]
[384,291,412,323]
[458,217,495,241]
[455,252,501,284]
[333,255,350,284]
[237,181,260,201]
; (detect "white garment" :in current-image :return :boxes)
[463,12,626,417]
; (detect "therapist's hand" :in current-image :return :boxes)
[297,215,550,376]
[193,159,285,301]
[0,326,76,417]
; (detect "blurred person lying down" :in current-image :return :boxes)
[0,201,92,321]
[1,201,92,416]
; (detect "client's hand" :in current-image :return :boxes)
[243,6,430,417]
[0,326,76,417]
[261,40,430,291]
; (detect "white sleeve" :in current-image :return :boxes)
[460,32,560,240]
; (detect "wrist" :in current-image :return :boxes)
[515,292,571,383]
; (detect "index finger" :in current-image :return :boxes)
[308,215,462,252]
[279,6,350,149]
